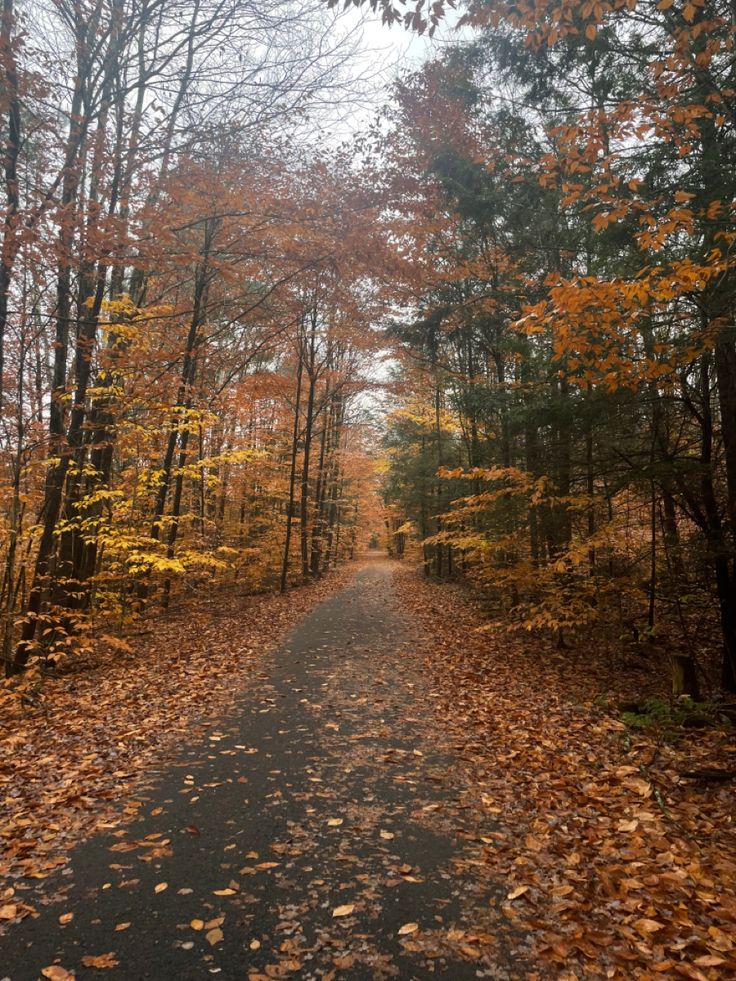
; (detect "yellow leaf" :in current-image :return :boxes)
[332,904,355,917]
[213,888,236,896]
[398,922,419,935]
[507,885,529,900]
[206,927,224,945]
[115,922,130,932]
[327,818,343,827]
[190,919,204,931]
[154,882,167,893]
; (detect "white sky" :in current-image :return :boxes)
[352,10,436,67]
[324,6,467,138]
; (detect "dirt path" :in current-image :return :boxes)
[0,558,522,980]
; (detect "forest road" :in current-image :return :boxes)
[1,557,522,981]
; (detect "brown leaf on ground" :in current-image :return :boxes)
[81,953,119,969]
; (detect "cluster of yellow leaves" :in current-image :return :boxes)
[431,466,649,637]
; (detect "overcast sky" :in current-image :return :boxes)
[319,6,465,140]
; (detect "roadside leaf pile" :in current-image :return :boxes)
[395,567,736,979]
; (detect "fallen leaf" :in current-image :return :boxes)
[154,882,167,893]
[624,777,652,797]
[205,927,224,945]
[190,919,204,931]
[42,968,74,981]
[551,884,574,897]
[634,918,665,935]
[507,885,529,900]
[708,925,734,951]
[332,904,355,917]
[618,819,639,832]
[398,922,419,935]
[81,953,119,969]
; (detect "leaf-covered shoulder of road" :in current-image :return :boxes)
[0,569,352,908]
[394,566,736,980]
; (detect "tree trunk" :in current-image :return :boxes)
[280,339,304,593]
[299,311,317,580]
[0,0,21,417]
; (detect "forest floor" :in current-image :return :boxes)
[0,556,735,980]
